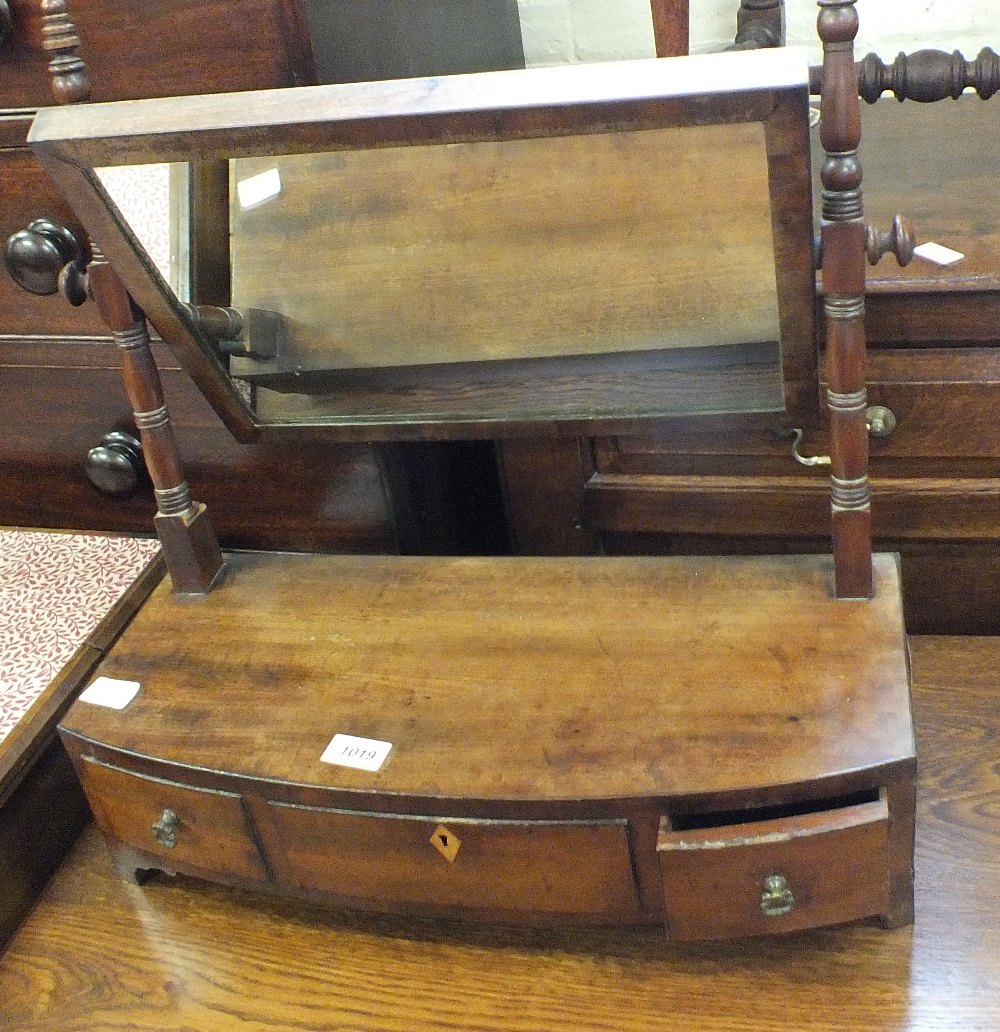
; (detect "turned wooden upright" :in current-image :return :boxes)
[818,0,872,600]
[86,257,223,593]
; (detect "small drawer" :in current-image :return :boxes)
[656,798,890,940]
[250,800,640,920]
[77,756,268,882]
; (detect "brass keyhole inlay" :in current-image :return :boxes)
[430,823,461,863]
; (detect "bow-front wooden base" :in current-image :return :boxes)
[58,550,914,941]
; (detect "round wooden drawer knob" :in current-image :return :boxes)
[85,432,145,496]
[4,218,84,298]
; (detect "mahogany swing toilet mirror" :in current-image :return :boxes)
[32,3,917,941]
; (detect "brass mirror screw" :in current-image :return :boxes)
[787,410,896,467]
[866,405,897,439]
[866,215,916,267]
[761,873,796,917]
[151,809,180,849]
[788,428,831,467]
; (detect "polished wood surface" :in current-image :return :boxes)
[657,798,890,940]
[231,124,780,370]
[59,551,912,803]
[3,0,314,109]
[252,805,640,918]
[1,635,994,1030]
[56,549,913,933]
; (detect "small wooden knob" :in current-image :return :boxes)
[866,215,916,267]
[0,0,13,48]
[85,431,145,496]
[4,218,83,296]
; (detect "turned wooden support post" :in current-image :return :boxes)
[728,0,784,51]
[649,0,689,57]
[88,258,224,594]
[818,0,873,600]
[40,0,91,104]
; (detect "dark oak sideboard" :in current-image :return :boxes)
[0,0,521,555]
[500,96,1000,635]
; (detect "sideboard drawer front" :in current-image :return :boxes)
[78,757,268,881]
[656,799,890,940]
[253,802,639,920]
[0,149,107,337]
[2,0,308,108]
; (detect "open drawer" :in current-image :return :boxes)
[657,798,891,940]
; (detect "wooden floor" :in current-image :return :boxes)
[1,636,997,1031]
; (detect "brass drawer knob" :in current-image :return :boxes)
[151,809,180,849]
[760,874,795,917]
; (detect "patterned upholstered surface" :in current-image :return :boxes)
[0,531,161,743]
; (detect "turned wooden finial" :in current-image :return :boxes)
[858,47,1000,103]
[818,0,873,600]
[865,215,916,267]
[728,0,785,51]
[40,0,91,104]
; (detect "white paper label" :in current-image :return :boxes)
[236,167,282,210]
[913,241,965,266]
[321,733,392,772]
[78,676,141,710]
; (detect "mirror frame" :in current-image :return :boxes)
[29,47,816,444]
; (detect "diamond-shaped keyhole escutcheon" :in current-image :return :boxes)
[430,824,461,863]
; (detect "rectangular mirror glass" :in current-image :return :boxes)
[29,48,816,443]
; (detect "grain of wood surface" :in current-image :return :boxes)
[1,636,996,1031]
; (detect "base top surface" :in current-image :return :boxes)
[61,552,913,804]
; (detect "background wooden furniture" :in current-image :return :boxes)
[499,92,1000,634]
[1,635,993,1030]
[0,0,520,555]
[0,529,162,947]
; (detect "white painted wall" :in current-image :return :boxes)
[517,0,1000,67]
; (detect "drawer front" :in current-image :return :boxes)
[2,0,311,108]
[0,337,397,550]
[251,801,640,919]
[0,148,107,336]
[77,756,268,881]
[657,799,889,940]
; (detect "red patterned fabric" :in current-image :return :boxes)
[0,531,161,743]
